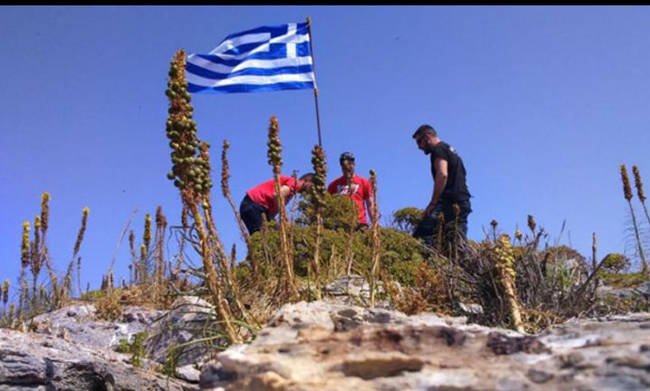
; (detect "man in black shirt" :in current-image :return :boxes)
[412,124,472,245]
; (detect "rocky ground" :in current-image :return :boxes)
[1,279,650,390]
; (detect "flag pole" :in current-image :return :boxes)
[306,17,323,147]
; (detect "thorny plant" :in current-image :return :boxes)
[620,164,648,273]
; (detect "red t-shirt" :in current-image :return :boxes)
[247,176,300,217]
[327,175,371,224]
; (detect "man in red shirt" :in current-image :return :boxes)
[327,152,375,229]
[240,173,314,235]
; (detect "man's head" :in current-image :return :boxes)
[412,124,439,155]
[339,152,355,176]
[298,173,315,192]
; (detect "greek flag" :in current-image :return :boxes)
[186,22,315,94]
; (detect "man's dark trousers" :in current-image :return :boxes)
[413,199,471,246]
[239,194,269,235]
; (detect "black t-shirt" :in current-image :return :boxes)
[430,141,471,202]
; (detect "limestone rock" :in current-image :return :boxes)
[200,301,650,391]
[0,328,197,390]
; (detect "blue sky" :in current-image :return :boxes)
[2,6,649,302]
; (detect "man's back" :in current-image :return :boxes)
[430,141,471,202]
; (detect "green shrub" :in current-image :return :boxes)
[391,207,423,234]
[249,207,427,288]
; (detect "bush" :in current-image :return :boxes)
[248,224,427,288]
[391,207,423,234]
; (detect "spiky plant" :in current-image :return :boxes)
[369,169,381,307]
[39,192,58,298]
[494,234,524,333]
[620,164,647,272]
[140,213,152,283]
[632,165,650,227]
[108,271,114,291]
[74,208,89,256]
[154,206,167,301]
[30,216,42,302]
[76,257,82,300]
[19,221,30,313]
[490,219,498,242]
[230,244,237,276]
[2,280,9,309]
[267,116,298,299]
[310,145,327,299]
[221,139,259,299]
[221,140,251,245]
[22,280,30,317]
[527,215,536,234]
[198,143,250,324]
[128,230,137,283]
[290,170,300,224]
[592,232,598,272]
[62,207,89,299]
[165,50,239,343]
[139,243,147,280]
[144,213,152,253]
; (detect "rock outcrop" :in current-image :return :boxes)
[199,301,650,391]
[2,297,650,390]
[0,327,197,390]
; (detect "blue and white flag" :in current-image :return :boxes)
[186,22,315,94]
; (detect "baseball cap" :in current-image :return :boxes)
[339,152,355,163]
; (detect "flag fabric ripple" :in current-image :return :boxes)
[186,22,315,94]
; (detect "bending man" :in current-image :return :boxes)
[240,173,314,235]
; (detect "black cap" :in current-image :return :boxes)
[339,152,355,163]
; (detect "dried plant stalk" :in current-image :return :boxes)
[369,169,381,307]
[62,207,89,299]
[39,192,59,298]
[620,164,647,272]
[19,221,30,312]
[310,145,327,299]
[165,50,240,343]
[632,165,650,227]
[267,116,298,299]
[495,234,524,333]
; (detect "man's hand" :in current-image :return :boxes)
[424,200,437,217]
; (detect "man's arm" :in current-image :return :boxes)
[365,194,376,224]
[424,158,448,216]
[279,184,293,201]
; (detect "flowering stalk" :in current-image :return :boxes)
[31,216,42,301]
[2,280,9,314]
[310,145,327,299]
[495,234,524,333]
[369,169,382,307]
[221,141,250,241]
[141,213,152,283]
[39,192,58,298]
[621,164,647,272]
[19,221,30,312]
[154,206,167,301]
[267,116,298,299]
[632,165,650,227]
[344,170,356,276]
[63,207,89,299]
[221,140,255,276]
[165,50,239,343]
